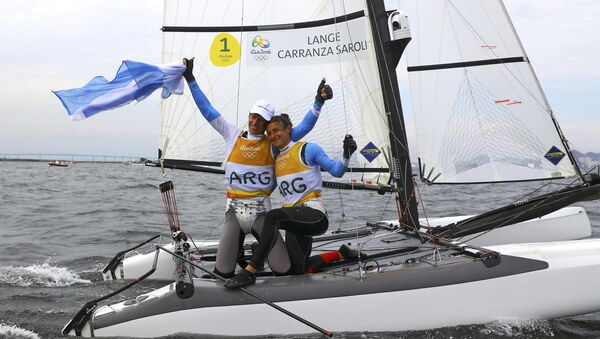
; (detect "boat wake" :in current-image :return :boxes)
[480,319,554,337]
[0,259,90,287]
[0,322,40,339]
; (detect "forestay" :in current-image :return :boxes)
[400,0,578,184]
[160,0,393,181]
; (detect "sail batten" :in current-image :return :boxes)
[162,10,366,33]
[407,56,525,72]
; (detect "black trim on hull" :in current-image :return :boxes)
[93,253,548,330]
[162,11,365,33]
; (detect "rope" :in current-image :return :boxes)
[234,0,245,126]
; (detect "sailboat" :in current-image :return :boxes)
[63,0,600,337]
[104,0,596,282]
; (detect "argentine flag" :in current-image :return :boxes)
[53,60,185,121]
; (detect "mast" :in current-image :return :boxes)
[366,0,419,228]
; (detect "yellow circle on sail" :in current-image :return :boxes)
[210,33,241,67]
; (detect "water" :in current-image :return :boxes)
[2,161,600,339]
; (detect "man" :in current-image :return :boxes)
[182,57,332,277]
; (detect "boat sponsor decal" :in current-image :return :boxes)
[247,17,370,67]
[210,33,241,67]
[544,146,565,165]
[360,142,381,163]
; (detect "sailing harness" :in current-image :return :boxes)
[226,197,270,234]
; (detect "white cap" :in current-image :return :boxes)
[250,100,275,121]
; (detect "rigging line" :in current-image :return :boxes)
[174,2,232,143]
[338,2,409,154]
[445,0,548,114]
[331,0,360,243]
[333,0,350,134]
[465,68,582,182]
[156,245,333,337]
[160,1,178,158]
[378,190,394,221]
[463,71,493,166]
[447,177,584,242]
[367,0,410,154]
[496,1,582,180]
[413,178,438,255]
[234,0,245,127]
[336,188,346,232]
[456,194,568,244]
[162,3,207,160]
[166,2,192,140]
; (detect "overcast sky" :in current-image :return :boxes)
[1,0,599,159]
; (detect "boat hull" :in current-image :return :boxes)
[109,206,590,281]
[80,238,600,337]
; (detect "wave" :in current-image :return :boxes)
[480,319,554,337]
[73,206,139,216]
[116,182,158,191]
[0,323,40,339]
[0,259,91,287]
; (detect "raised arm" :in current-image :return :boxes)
[183,58,239,141]
[304,135,357,178]
[290,78,333,141]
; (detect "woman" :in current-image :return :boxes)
[182,58,333,277]
[225,114,357,288]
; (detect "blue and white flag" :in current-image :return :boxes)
[53,60,185,121]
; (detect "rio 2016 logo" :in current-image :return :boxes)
[252,35,270,48]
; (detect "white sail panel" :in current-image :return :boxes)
[399,0,578,183]
[160,0,390,175]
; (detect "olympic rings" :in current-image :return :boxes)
[254,55,269,62]
[242,151,257,159]
[277,161,287,169]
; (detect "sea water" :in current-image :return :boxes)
[1,161,600,339]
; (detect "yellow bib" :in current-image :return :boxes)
[224,134,274,198]
[275,142,322,206]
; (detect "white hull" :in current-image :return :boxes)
[425,206,591,246]
[110,206,590,281]
[116,241,218,281]
[88,238,600,337]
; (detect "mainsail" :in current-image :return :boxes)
[400,0,580,184]
[159,0,393,179]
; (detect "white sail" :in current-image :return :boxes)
[399,0,578,183]
[160,0,392,177]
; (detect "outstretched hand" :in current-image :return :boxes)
[315,78,333,104]
[343,134,357,160]
[183,57,195,82]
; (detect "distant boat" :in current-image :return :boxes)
[48,160,69,167]
[126,161,145,166]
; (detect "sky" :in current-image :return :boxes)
[1,0,599,159]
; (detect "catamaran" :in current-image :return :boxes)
[63,0,600,337]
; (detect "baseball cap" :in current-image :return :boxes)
[250,100,275,122]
